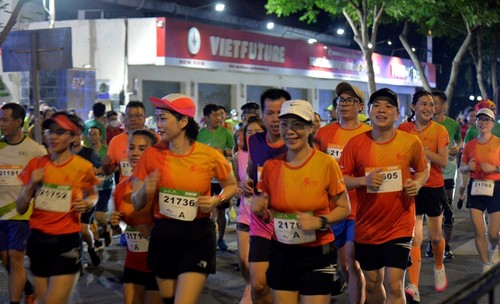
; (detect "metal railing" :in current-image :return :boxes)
[440,263,500,303]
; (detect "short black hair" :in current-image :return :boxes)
[88,125,101,136]
[126,101,145,112]
[93,102,106,117]
[203,104,220,117]
[260,88,291,110]
[431,90,447,103]
[1,103,26,123]
[106,110,118,119]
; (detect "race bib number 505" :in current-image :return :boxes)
[365,165,403,193]
[159,188,199,221]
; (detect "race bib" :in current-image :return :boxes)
[124,227,149,252]
[365,165,403,193]
[471,180,495,197]
[326,144,343,161]
[0,164,23,186]
[35,183,72,213]
[274,212,316,245]
[120,160,132,177]
[159,188,199,221]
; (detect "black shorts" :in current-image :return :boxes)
[81,206,96,224]
[444,178,455,190]
[27,229,82,277]
[211,183,230,210]
[415,186,446,217]
[249,236,271,262]
[95,188,112,212]
[355,237,412,271]
[466,180,500,214]
[267,240,337,295]
[123,267,159,291]
[148,218,216,279]
[237,223,250,232]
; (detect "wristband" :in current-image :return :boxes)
[319,216,329,231]
[215,194,226,206]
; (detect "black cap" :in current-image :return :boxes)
[241,102,260,115]
[368,88,399,107]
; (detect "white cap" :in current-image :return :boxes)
[279,100,314,122]
[476,108,495,120]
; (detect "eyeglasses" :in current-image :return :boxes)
[44,129,71,136]
[336,97,360,106]
[125,114,144,120]
[280,120,309,131]
[477,117,494,123]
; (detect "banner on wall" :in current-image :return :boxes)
[154,18,436,88]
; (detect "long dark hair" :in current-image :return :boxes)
[408,90,432,122]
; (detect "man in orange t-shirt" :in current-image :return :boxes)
[103,101,151,183]
[339,88,428,304]
[314,82,371,304]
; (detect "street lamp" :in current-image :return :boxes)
[266,22,275,30]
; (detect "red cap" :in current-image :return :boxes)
[42,114,79,134]
[475,99,496,112]
[150,93,196,118]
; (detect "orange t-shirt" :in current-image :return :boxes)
[133,141,231,220]
[261,149,346,247]
[339,130,427,244]
[462,136,500,180]
[114,178,154,272]
[18,155,99,235]
[107,132,130,181]
[398,120,449,187]
[314,122,372,219]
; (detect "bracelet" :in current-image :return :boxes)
[319,216,329,231]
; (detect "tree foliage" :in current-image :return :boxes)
[266,0,391,95]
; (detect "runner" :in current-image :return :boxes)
[131,93,237,303]
[16,112,99,303]
[460,108,500,273]
[398,91,449,302]
[0,103,46,304]
[253,99,350,303]
[314,82,371,304]
[110,129,161,304]
[339,88,429,303]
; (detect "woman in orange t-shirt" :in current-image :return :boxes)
[252,100,350,303]
[110,129,160,304]
[131,94,238,303]
[16,112,99,303]
[461,108,500,273]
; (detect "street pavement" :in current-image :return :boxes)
[1,207,499,303]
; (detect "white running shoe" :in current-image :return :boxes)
[404,284,420,303]
[434,266,448,292]
[489,246,500,265]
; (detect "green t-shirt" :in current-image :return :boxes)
[438,116,461,179]
[464,122,500,143]
[196,126,235,151]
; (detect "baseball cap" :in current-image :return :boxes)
[475,99,496,112]
[42,114,79,134]
[241,102,260,115]
[476,108,495,120]
[368,88,399,107]
[150,93,196,118]
[279,100,314,122]
[336,82,366,104]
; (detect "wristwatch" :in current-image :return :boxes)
[319,216,329,231]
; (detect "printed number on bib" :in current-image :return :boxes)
[159,188,199,221]
[0,164,22,186]
[326,144,343,161]
[35,183,72,213]
[125,227,149,252]
[471,180,495,197]
[365,165,403,193]
[120,161,132,177]
[274,212,316,245]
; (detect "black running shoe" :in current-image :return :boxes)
[425,241,433,258]
[88,247,101,266]
[444,250,454,260]
[457,199,464,209]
